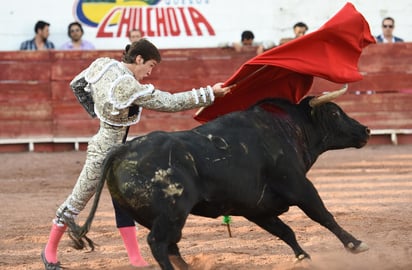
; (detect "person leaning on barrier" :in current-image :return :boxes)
[128,28,143,43]
[60,22,95,50]
[41,38,232,270]
[279,22,308,45]
[375,17,404,43]
[231,30,270,55]
[20,20,55,50]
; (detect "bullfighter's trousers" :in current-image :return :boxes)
[55,121,127,224]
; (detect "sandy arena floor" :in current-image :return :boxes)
[0,144,411,270]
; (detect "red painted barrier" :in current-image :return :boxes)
[0,43,411,151]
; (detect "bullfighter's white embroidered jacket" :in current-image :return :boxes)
[74,57,214,126]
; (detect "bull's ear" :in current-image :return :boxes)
[309,84,348,107]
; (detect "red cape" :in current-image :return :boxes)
[195,3,376,123]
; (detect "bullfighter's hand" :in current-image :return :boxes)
[212,83,236,98]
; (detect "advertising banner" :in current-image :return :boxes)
[1,0,410,51]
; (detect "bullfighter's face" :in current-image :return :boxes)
[132,55,158,80]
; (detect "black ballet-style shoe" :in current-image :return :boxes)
[41,250,63,270]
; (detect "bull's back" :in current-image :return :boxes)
[107,107,304,219]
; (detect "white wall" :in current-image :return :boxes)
[1,0,410,51]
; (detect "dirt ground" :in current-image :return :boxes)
[0,144,411,270]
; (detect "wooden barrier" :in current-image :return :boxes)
[310,43,412,145]
[0,43,411,152]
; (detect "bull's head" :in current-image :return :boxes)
[308,84,370,149]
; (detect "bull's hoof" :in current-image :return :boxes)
[294,253,311,263]
[346,242,369,253]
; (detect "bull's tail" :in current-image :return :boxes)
[66,150,118,251]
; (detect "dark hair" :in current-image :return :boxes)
[34,20,50,33]
[67,22,84,37]
[382,17,395,25]
[122,39,161,64]
[293,22,308,30]
[241,30,254,41]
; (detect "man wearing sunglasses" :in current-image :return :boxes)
[375,17,404,43]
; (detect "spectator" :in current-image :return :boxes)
[20,20,55,50]
[60,22,95,50]
[230,30,269,55]
[279,22,308,45]
[128,29,143,43]
[375,17,404,43]
[233,30,255,51]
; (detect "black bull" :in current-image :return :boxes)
[68,89,370,269]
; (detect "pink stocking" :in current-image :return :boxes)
[44,223,67,263]
[118,226,149,267]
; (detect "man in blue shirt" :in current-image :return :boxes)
[20,20,55,50]
[375,17,404,43]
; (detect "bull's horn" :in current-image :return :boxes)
[309,84,348,107]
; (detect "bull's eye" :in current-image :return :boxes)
[332,111,340,117]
